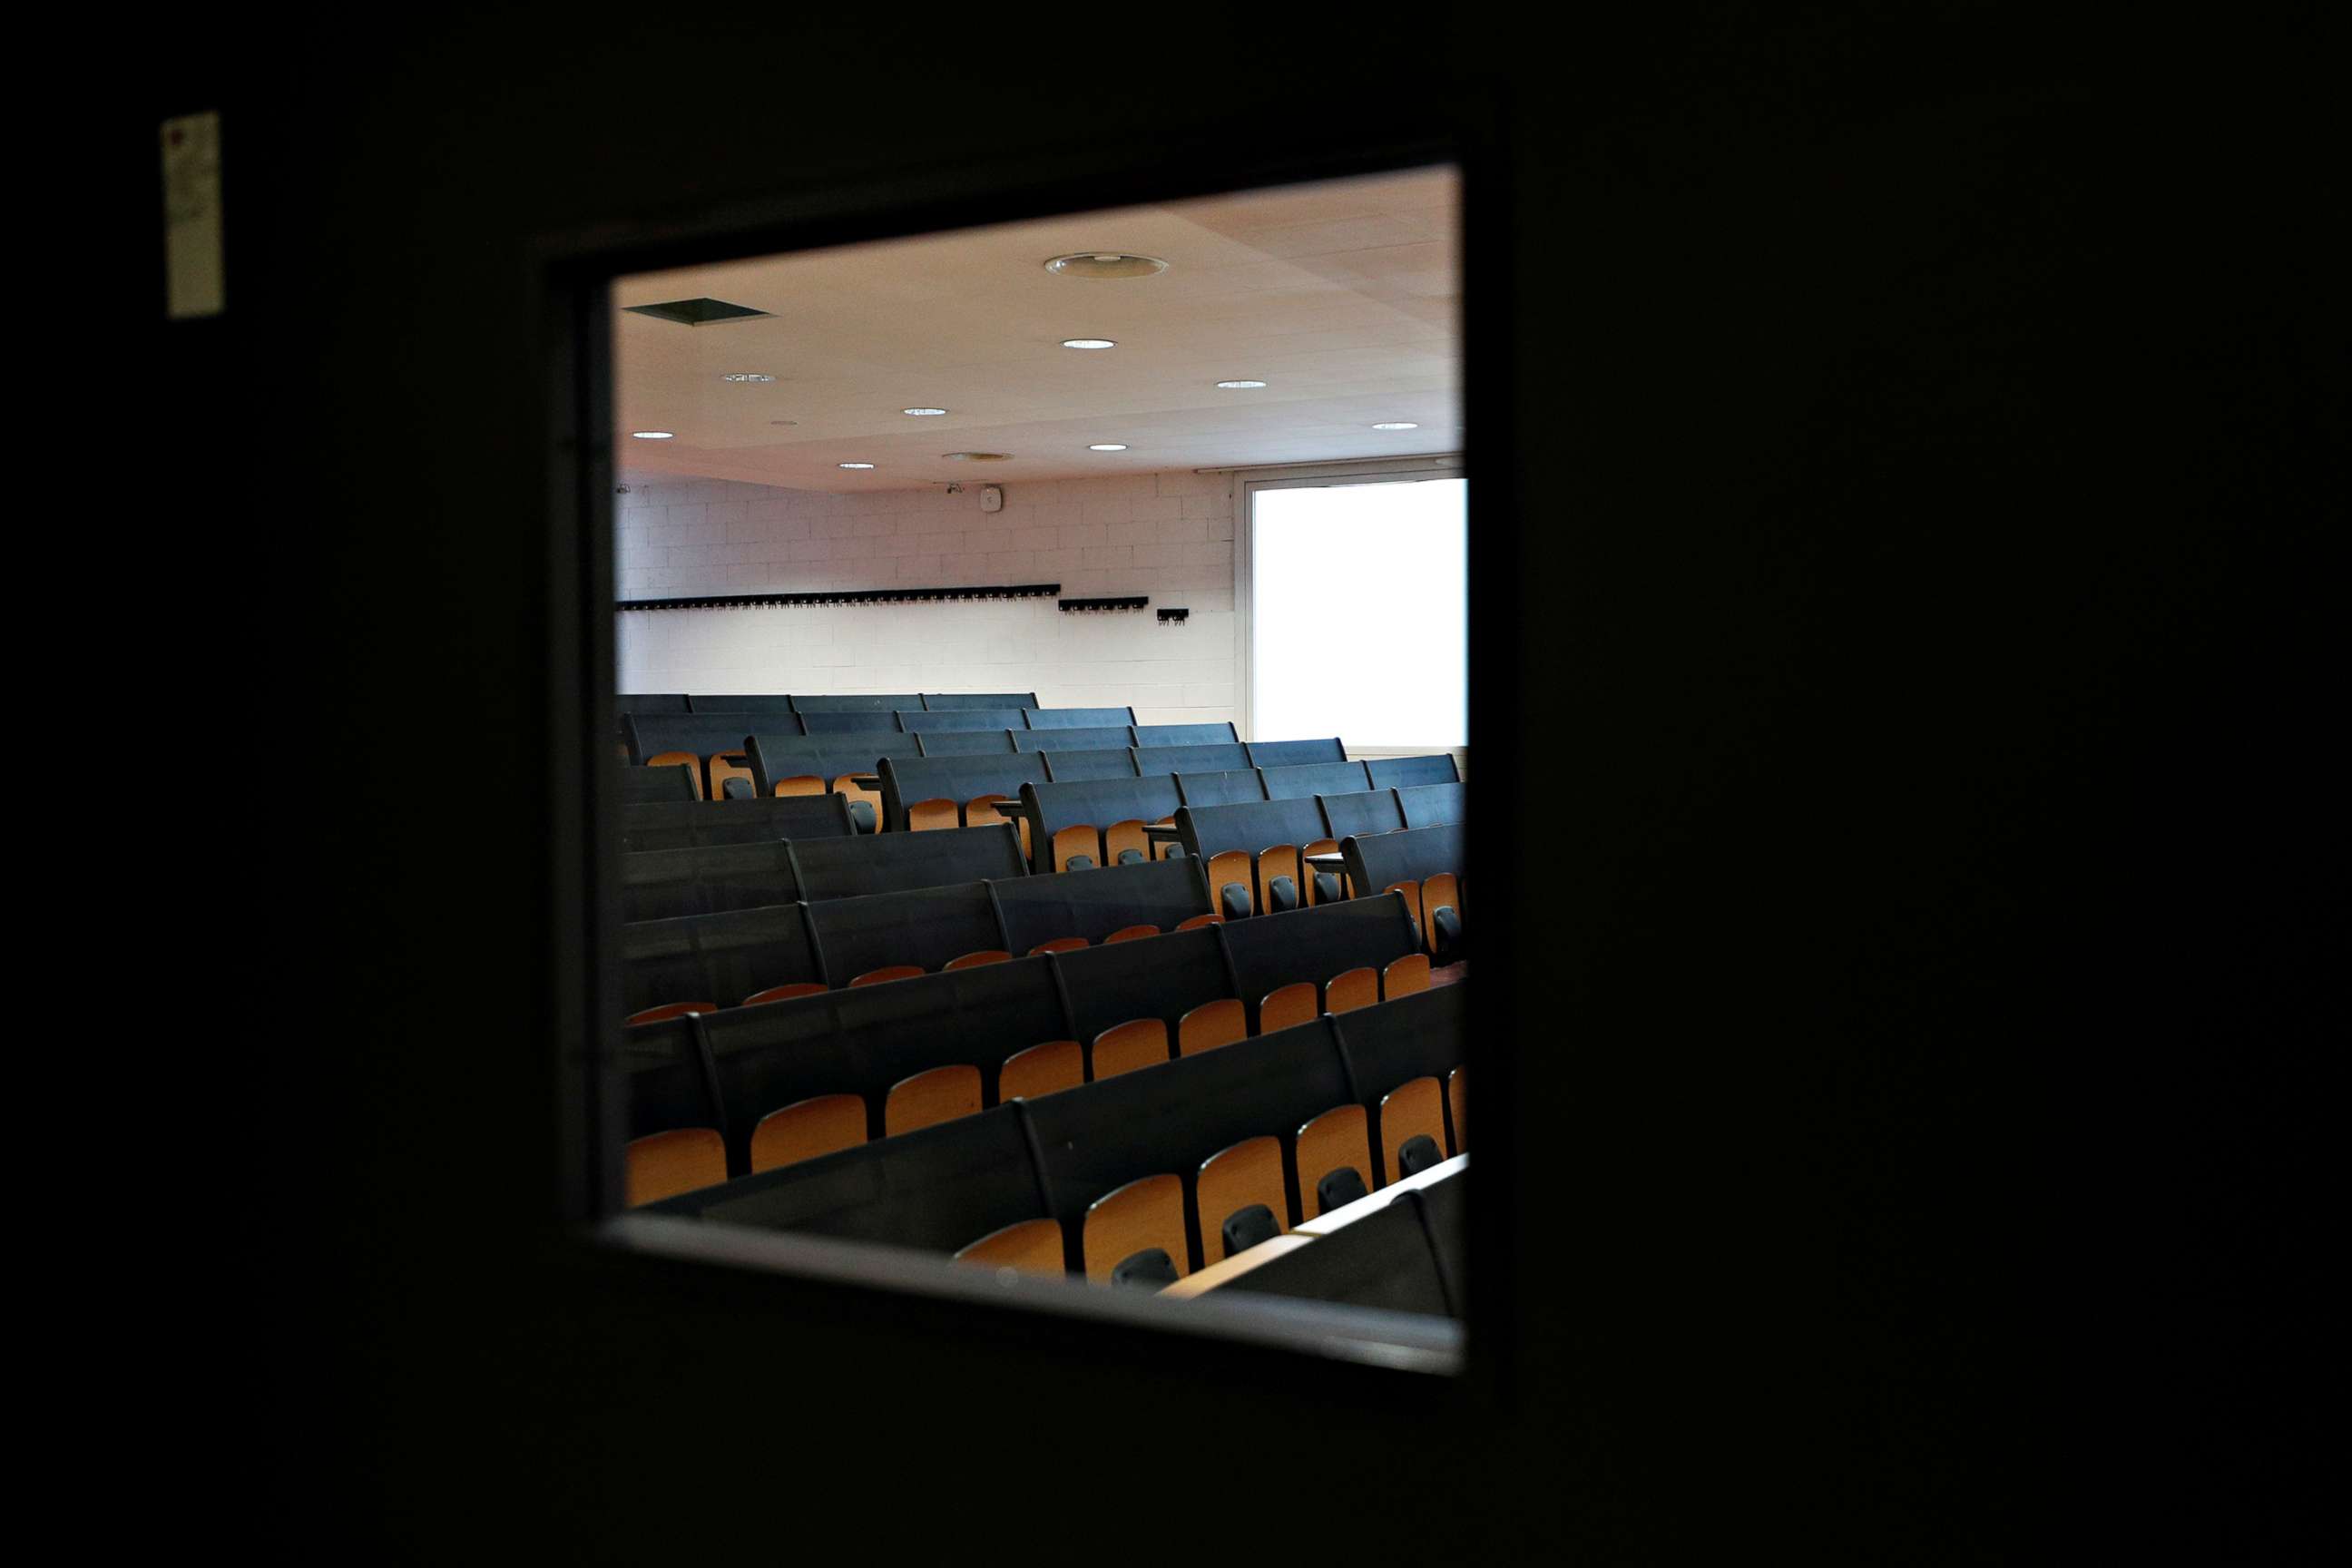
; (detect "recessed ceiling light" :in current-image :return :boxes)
[902,407,948,416]
[630,431,675,440]
[1088,444,1129,452]
[941,452,1013,462]
[1370,422,1420,431]
[1215,379,1268,389]
[1044,252,1170,279]
[720,373,775,383]
[1061,338,1116,350]
[838,461,876,469]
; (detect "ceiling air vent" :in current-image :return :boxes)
[622,298,772,326]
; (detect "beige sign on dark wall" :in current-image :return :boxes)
[162,113,223,319]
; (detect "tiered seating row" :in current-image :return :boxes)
[621,860,1411,1020]
[622,707,1171,765]
[620,821,1028,925]
[632,985,1468,1300]
[1174,1164,1465,1315]
[620,893,1435,1180]
[1022,772,1455,886]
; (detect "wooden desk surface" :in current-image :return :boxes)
[1293,1152,1468,1236]
[1158,1233,1316,1298]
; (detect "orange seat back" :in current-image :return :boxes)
[884,1064,984,1135]
[1177,996,1247,1055]
[624,1127,727,1206]
[1091,1017,1169,1079]
[1082,1172,1190,1285]
[955,1217,1066,1275]
[1000,1040,1083,1100]
[750,1093,867,1172]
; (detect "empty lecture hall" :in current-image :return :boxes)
[142,10,2334,1561]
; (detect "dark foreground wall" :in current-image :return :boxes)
[122,9,2336,1559]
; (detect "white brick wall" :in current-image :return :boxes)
[615,472,1240,728]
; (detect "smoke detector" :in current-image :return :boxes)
[1044,252,1169,279]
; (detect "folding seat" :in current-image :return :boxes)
[1383,879,1426,939]
[1257,982,1318,1035]
[833,773,888,832]
[1421,870,1463,959]
[1446,1065,1467,1153]
[1104,925,1158,944]
[1177,997,1247,1055]
[1255,842,1306,914]
[1082,1172,1191,1287]
[1090,1018,1169,1079]
[850,965,925,987]
[1052,824,1102,873]
[963,794,1031,857]
[1325,967,1378,1014]
[1000,1040,1083,1100]
[944,949,1013,970]
[1194,1136,1290,1263]
[708,754,758,799]
[1294,1103,1377,1217]
[1300,835,1343,905]
[645,751,707,800]
[1176,913,1224,931]
[743,982,827,1006]
[1382,953,1432,998]
[954,1218,1067,1275]
[1378,1076,1451,1181]
[749,1094,868,1172]
[1027,936,1088,956]
[1206,851,1254,918]
[624,1127,729,1206]
[626,1001,715,1024]
[885,1064,984,1135]
[1102,820,1152,866]
[906,798,962,832]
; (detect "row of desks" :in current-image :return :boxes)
[1160,1152,1468,1298]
